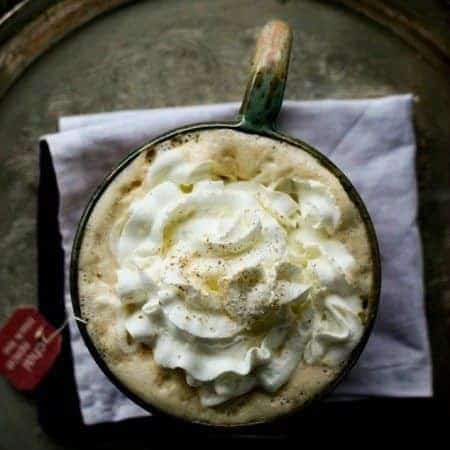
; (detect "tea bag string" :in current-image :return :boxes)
[34,312,87,344]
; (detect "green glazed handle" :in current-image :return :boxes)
[239,20,293,132]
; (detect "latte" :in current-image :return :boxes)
[77,129,376,425]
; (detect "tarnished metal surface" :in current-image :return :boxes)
[0,0,133,96]
[337,0,450,68]
[0,0,449,448]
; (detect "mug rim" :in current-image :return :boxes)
[70,120,382,428]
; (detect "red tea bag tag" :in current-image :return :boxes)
[0,306,62,390]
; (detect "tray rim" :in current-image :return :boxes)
[0,0,449,101]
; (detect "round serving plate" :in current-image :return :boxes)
[0,0,449,448]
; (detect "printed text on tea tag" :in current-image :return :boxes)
[0,306,62,390]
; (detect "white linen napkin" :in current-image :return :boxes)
[41,96,432,425]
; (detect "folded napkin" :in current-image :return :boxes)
[41,96,432,425]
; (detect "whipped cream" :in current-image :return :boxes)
[111,148,364,406]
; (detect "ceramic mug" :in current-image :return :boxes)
[71,20,381,425]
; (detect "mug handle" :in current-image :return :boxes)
[239,20,293,132]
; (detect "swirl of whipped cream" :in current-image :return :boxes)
[111,149,364,406]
